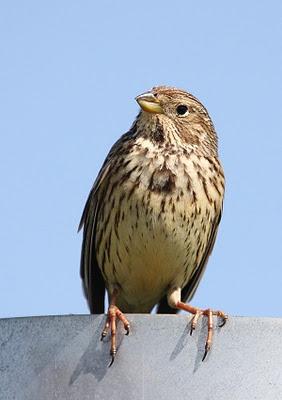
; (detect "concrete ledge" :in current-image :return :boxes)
[0,314,281,399]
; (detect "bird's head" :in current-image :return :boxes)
[135,86,218,155]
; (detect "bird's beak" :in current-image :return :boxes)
[135,92,164,114]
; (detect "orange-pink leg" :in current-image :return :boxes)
[176,301,228,361]
[100,289,130,366]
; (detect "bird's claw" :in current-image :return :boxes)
[108,350,116,368]
[100,330,107,341]
[218,314,228,328]
[202,343,210,361]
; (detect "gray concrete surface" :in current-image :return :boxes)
[0,314,281,400]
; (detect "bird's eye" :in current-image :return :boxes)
[176,104,189,116]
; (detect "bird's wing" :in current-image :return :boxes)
[181,208,222,302]
[157,207,222,314]
[78,130,135,314]
[78,163,111,314]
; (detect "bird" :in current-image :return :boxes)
[79,86,227,365]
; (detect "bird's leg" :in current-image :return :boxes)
[168,288,227,361]
[100,288,130,366]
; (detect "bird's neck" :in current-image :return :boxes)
[134,113,218,157]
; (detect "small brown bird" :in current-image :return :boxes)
[79,86,227,364]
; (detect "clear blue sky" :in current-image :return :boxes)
[1,1,281,318]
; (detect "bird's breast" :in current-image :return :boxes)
[95,144,224,312]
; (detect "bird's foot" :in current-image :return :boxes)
[176,301,227,361]
[100,305,130,367]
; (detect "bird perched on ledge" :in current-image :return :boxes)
[79,86,227,365]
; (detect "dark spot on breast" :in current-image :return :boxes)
[152,120,165,143]
[149,165,176,193]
